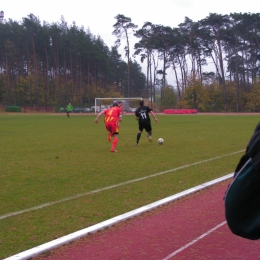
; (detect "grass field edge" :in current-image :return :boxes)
[4,173,234,260]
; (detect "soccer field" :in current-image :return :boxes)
[0,113,258,259]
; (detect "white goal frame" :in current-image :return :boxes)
[94,97,143,114]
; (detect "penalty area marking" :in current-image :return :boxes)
[3,174,233,260]
[0,150,243,222]
[162,221,227,259]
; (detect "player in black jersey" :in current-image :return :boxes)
[135,100,158,145]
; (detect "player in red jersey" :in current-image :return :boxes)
[94,101,122,152]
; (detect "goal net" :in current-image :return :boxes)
[94,97,145,114]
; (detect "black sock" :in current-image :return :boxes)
[136,133,141,143]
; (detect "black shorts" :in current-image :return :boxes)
[139,121,152,132]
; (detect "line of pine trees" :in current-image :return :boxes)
[0,14,146,109]
[0,12,260,111]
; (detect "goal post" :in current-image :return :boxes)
[94,97,144,114]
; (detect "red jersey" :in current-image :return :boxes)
[104,107,122,123]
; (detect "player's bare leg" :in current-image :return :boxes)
[147,131,152,142]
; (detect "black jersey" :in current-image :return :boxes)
[135,106,153,122]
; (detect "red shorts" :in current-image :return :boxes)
[105,121,119,135]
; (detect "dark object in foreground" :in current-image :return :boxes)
[225,122,260,240]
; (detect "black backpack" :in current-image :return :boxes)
[225,122,260,240]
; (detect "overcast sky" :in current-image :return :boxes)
[1,0,259,84]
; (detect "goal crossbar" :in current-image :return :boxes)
[94,97,143,114]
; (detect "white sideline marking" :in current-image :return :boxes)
[0,150,243,221]
[3,173,233,260]
[162,221,227,260]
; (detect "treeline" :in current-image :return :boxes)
[0,14,146,109]
[0,12,260,111]
[134,13,260,112]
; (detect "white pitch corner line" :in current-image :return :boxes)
[3,173,234,260]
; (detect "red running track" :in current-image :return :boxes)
[33,180,260,260]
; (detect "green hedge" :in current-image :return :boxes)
[5,106,21,112]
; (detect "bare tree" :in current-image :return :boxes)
[113,14,137,97]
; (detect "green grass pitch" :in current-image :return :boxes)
[0,113,258,258]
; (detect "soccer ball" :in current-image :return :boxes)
[158,138,164,145]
